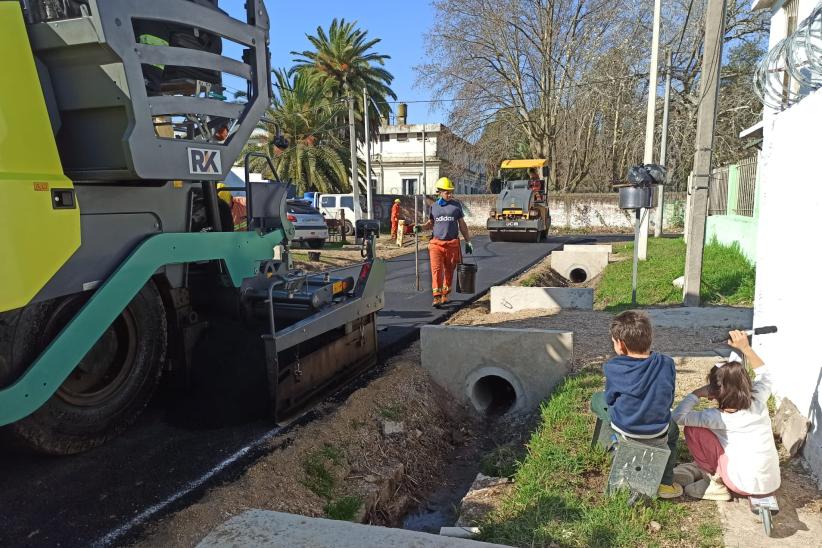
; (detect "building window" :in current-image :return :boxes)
[396,133,408,142]
[416,132,424,141]
[379,134,389,142]
[401,178,417,195]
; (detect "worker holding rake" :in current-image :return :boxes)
[415,177,473,307]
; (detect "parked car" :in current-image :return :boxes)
[314,194,366,236]
[286,200,328,249]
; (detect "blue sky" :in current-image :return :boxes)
[222,0,443,123]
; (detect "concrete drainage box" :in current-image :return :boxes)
[490,286,594,314]
[550,250,609,283]
[421,325,573,416]
[563,244,613,254]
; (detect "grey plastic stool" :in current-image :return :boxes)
[606,434,670,498]
[589,394,670,499]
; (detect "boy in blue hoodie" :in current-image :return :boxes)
[592,310,682,498]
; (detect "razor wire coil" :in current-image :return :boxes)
[755,3,822,111]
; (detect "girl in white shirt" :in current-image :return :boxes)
[671,330,780,501]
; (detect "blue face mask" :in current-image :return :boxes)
[436,197,448,206]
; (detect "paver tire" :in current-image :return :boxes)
[0,281,167,455]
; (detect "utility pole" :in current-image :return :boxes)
[363,88,372,219]
[654,48,672,237]
[638,0,662,260]
[347,93,360,221]
[422,126,427,194]
[683,0,727,306]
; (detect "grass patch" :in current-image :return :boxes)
[480,444,521,478]
[477,370,720,547]
[377,403,405,421]
[324,495,364,521]
[595,237,755,310]
[301,451,337,499]
[697,521,723,547]
[301,444,366,522]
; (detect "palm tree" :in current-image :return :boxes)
[291,18,396,140]
[245,69,350,193]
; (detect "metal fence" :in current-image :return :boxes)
[708,166,729,215]
[734,156,758,217]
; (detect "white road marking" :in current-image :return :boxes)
[92,426,282,547]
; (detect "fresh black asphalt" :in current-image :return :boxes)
[0,234,624,547]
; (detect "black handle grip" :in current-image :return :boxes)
[710,326,778,344]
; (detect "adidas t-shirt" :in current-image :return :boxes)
[430,200,464,241]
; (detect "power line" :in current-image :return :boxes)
[369,71,652,107]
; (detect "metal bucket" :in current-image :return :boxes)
[618,186,655,209]
[456,262,477,294]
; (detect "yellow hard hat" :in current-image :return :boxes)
[435,177,454,191]
[394,198,401,203]
[216,182,232,205]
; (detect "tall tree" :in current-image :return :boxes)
[291,18,397,140]
[245,70,350,193]
[419,0,768,193]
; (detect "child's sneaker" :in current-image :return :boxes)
[657,482,684,499]
[673,462,706,486]
[432,296,442,307]
[684,477,731,501]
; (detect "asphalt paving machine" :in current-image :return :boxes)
[487,159,551,243]
[0,0,385,454]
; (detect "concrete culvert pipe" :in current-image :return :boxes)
[569,267,588,283]
[470,375,518,416]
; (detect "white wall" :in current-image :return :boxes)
[753,88,822,485]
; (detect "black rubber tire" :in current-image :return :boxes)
[307,239,325,249]
[343,220,355,236]
[0,282,167,455]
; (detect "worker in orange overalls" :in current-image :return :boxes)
[390,198,402,241]
[414,177,473,307]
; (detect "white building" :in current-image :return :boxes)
[370,117,485,196]
[747,0,822,485]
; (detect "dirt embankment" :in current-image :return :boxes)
[133,346,471,547]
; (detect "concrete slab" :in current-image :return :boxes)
[490,286,593,314]
[420,325,573,415]
[196,509,508,548]
[550,250,609,283]
[644,307,753,329]
[563,244,613,254]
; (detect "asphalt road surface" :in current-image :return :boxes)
[0,234,610,548]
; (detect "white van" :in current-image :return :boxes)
[316,194,366,235]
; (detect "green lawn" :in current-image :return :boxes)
[595,237,755,311]
[477,371,722,547]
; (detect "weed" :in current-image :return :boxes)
[378,403,405,421]
[319,443,344,465]
[697,521,723,547]
[350,418,367,430]
[301,450,337,499]
[324,495,364,521]
[480,444,520,478]
[301,444,345,498]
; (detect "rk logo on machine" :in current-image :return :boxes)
[188,147,222,175]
